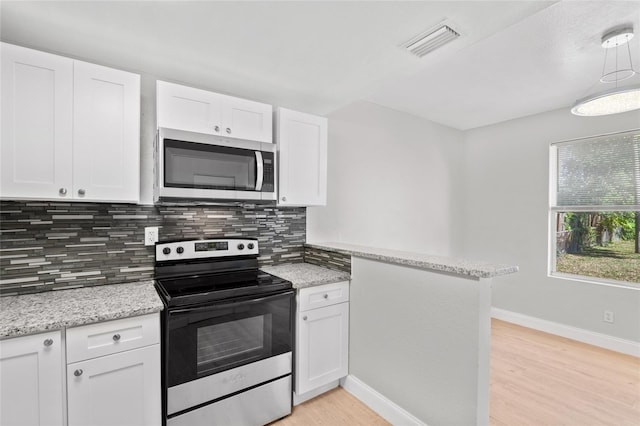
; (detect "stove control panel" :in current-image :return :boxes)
[155,238,259,261]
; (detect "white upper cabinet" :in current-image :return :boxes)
[0,43,140,203]
[221,95,272,142]
[157,80,272,143]
[276,107,327,206]
[73,61,140,203]
[1,43,74,200]
[157,81,223,136]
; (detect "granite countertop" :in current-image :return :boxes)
[261,263,351,289]
[0,281,164,339]
[305,242,519,279]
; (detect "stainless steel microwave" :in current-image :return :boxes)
[154,128,276,202]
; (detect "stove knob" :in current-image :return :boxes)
[237,243,245,250]
[176,246,184,254]
[162,247,171,255]
[247,243,254,250]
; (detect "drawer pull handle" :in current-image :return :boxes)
[43,338,53,347]
[303,316,308,321]
[323,294,328,299]
[113,334,121,342]
[74,369,83,377]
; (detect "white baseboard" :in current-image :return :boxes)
[491,308,640,357]
[340,375,426,426]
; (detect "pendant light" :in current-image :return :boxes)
[571,26,640,116]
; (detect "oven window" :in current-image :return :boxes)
[164,139,256,191]
[196,315,271,373]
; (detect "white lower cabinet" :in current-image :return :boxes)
[65,313,161,426]
[295,281,349,398]
[0,331,65,426]
[67,345,160,426]
[0,314,160,426]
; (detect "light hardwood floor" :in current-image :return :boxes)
[272,387,389,426]
[274,319,640,426]
[490,319,639,426]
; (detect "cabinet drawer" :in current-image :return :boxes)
[298,281,349,312]
[66,313,159,363]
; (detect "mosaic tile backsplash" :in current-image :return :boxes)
[0,201,306,296]
[303,246,351,274]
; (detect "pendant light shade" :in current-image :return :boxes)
[571,27,640,116]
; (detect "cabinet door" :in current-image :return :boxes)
[73,61,140,203]
[296,302,349,395]
[0,331,64,426]
[157,80,223,136]
[67,344,160,426]
[0,43,73,200]
[222,95,272,143]
[276,108,327,206]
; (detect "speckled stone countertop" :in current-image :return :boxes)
[0,281,163,339]
[305,242,519,279]
[261,263,351,289]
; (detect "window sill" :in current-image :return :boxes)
[549,272,640,290]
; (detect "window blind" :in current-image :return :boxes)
[551,129,640,210]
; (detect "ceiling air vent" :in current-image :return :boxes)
[402,24,460,58]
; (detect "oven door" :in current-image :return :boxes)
[156,127,275,201]
[165,290,294,388]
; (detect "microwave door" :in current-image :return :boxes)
[163,140,257,192]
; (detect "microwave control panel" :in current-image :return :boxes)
[262,152,275,192]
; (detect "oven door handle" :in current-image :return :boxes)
[255,151,264,191]
[169,290,293,318]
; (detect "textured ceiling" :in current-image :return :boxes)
[1,1,638,130]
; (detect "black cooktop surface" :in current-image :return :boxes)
[155,269,292,308]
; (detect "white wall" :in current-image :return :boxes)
[460,108,640,342]
[306,101,464,255]
[349,258,492,426]
[309,100,639,343]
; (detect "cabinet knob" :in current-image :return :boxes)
[281,196,287,202]
[59,188,67,195]
[74,369,83,377]
[226,127,232,134]
[77,189,86,196]
[112,334,121,341]
[303,316,308,321]
[43,338,53,347]
[214,125,220,132]
[323,294,329,299]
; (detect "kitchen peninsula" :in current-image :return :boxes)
[306,242,518,426]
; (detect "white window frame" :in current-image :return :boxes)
[548,129,640,289]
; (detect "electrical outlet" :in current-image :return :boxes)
[144,227,159,246]
[603,310,615,323]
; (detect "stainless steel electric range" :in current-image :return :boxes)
[154,238,294,426]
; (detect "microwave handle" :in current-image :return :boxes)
[255,151,264,191]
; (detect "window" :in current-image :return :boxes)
[549,129,640,286]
